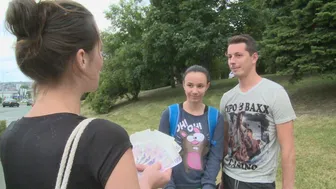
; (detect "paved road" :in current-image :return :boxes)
[0,104,32,188]
[0,105,31,124]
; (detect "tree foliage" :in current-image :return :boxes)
[87,0,335,113]
[262,0,336,82]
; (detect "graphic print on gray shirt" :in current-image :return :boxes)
[220,78,296,183]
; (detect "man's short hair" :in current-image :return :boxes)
[228,34,257,55]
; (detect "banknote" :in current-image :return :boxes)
[130,129,182,172]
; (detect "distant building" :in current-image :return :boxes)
[0,81,33,100]
[0,91,19,100]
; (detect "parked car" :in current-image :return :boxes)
[27,99,34,106]
[2,99,20,107]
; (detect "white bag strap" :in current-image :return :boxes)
[54,118,96,189]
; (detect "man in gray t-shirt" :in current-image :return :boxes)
[218,34,296,189]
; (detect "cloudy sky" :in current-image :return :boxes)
[0,0,124,82]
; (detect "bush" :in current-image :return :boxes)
[90,91,116,114]
[0,120,6,136]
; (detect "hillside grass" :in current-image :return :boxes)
[82,74,336,189]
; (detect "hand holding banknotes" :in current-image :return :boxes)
[137,162,172,189]
[130,129,181,189]
[130,129,182,171]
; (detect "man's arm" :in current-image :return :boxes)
[277,121,295,189]
[271,87,296,189]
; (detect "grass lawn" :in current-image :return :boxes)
[82,74,336,189]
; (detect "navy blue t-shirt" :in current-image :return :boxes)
[159,104,224,189]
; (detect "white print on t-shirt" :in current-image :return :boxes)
[177,118,202,133]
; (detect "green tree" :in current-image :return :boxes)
[145,0,233,83]
[218,0,268,74]
[309,1,336,74]
[144,0,180,87]
[88,0,153,113]
[262,0,336,82]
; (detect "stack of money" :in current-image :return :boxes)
[130,129,182,172]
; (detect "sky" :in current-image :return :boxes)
[0,0,121,82]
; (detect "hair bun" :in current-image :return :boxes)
[5,0,39,40]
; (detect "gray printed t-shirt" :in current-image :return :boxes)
[220,78,296,183]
